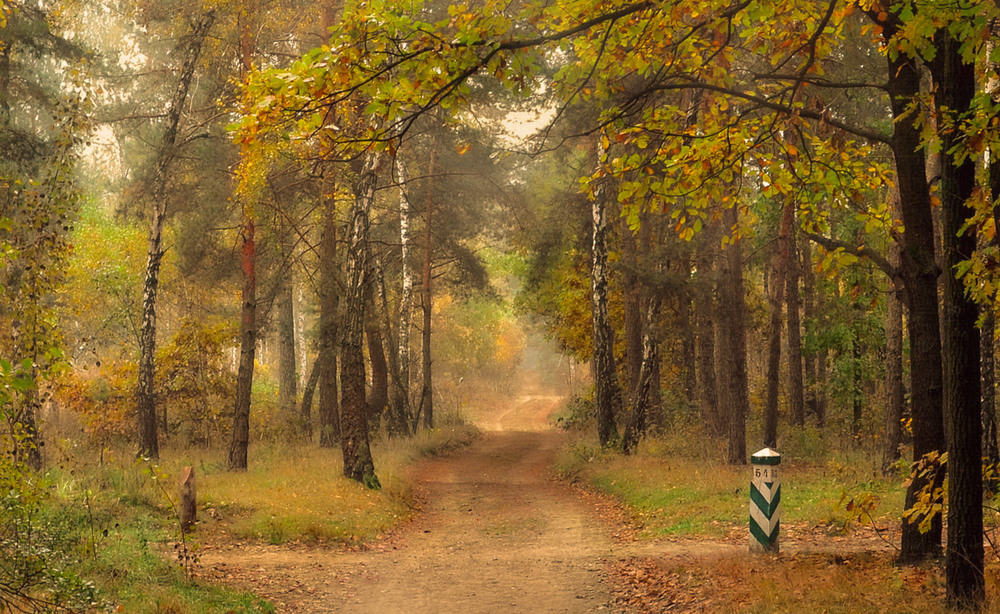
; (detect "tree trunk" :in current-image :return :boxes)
[696,232,723,436]
[679,288,696,403]
[883,242,905,473]
[763,200,794,449]
[300,358,320,439]
[364,279,388,425]
[340,152,380,488]
[318,190,341,447]
[983,310,998,465]
[419,151,437,431]
[12,379,42,470]
[591,138,621,447]
[227,5,256,472]
[621,222,643,396]
[877,19,945,563]
[932,29,983,607]
[135,11,215,461]
[277,262,297,412]
[377,251,410,437]
[697,295,722,435]
[786,227,805,427]
[642,217,664,427]
[390,153,414,436]
[622,296,662,454]
[801,240,819,422]
[986,54,1000,467]
[227,216,255,471]
[648,344,664,428]
[717,201,749,464]
[852,330,863,439]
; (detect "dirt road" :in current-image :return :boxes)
[197,391,906,613]
[199,395,638,612]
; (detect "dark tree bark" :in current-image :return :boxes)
[648,344,664,428]
[364,279,388,425]
[717,202,749,464]
[815,346,828,428]
[228,5,257,472]
[314,2,343,448]
[622,296,662,454]
[227,215,255,471]
[986,73,1000,467]
[679,288,697,403]
[318,190,341,447]
[877,22,945,563]
[801,240,819,421]
[883,239,905,473]
[389,154,414,436]
[340,152,380,488]
[982,310,997,465]
[136,11,215,461]
[695,233,724,435]
[12,384,42,470]
[932,28,983,607]
[591,140,621,447]
[379,276,410,436]
[987,142,1000,464]
[696,296,723,435]
[621,222,643,397]
[786,227,805,427]
[851,330,863,440]
[763,201,794,449]
[642,217,664,427]
[277,266,298,412]
[417,150,437,431]
[375,248,409,436]
[299,358,320,439]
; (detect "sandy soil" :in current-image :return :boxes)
[197,395,739,613]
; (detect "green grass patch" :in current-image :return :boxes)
[32,448,273,613]
[555,430,904,539]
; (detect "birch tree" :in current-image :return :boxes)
[136,11,215,461]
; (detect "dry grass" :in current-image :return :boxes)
[560,428,1000,612]
[555,431,904,539]
[156,425,478,545]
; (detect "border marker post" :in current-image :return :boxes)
[750,447,780,553]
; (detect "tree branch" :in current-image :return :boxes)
[804,231,897,279]
[640,80,891,145]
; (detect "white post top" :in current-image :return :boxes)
[751,448,781,465]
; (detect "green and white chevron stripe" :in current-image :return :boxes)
[750,447,781,553]
[750,479,780,549]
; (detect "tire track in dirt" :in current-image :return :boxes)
[200,395,629,612]
[328,429,614,612]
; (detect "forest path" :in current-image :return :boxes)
[198,393,736,612]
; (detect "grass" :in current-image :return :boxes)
[558,422,1000,612]
[176,425,478,545]
[31,423,478,613]
[34,446,273,614]
[554,426,906,540]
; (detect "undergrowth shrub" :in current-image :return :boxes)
[553,393,594,430]
[0,456,98,612]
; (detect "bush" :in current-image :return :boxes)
[0,456,99,611]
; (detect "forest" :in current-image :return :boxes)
[2,0,1000,611]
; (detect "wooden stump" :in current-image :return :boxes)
[180,466,196,532]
